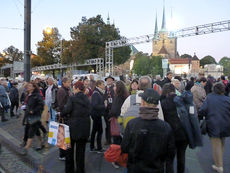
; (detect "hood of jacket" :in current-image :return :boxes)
[139,107,159,120]
[73,92,89,107]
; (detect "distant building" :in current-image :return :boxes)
[169,54,200,76]
[152,5,177,59]
[204,64,223,79]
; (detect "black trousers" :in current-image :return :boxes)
[175,140,188,173]
[23,121,47,142]
[10,101,19,117]
[113,136,122,145]
[104,115,111,144]
[90,117,103,150]
[65,139,87,173]
[0,108,6,121]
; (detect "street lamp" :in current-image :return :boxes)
[44,27,53,35]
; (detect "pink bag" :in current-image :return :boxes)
[110,117,120,136]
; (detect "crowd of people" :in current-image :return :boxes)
[0,72,230,173]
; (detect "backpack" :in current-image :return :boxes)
[123,94,140,129]
[153,83,162,95]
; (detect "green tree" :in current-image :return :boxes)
[150,55,163,77]
[200,55,216,67]
[133,53,163,76]
[61,40,73,64]
[219,56,230,76]
[180,54,192,59]
[70,15,131,65]
[36,27,61,65]
[3,45,23,63]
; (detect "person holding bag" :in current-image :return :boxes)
[109,81,129,144]
[20,82,45,155]
[61,81,91,173]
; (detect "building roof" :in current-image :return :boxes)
[158,45,169,55]
[192,54,199,60]
[169,58,189,64]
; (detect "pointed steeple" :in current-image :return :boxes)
[154,13,158,37]
[107,13,110,25]
[161,1,166,31]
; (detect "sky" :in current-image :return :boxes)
[0,0,230,62]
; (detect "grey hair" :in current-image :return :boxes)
[139,76,152,90]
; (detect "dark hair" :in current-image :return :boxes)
[162,83,175,97]
[213,82,225,95]
[129,79,138,93]
[190,77,195,81]
[174,76,182,81]
[221,75,225,80]
[62,77,70,85]
[199,77,207,83]
[83,77,88,81]
[96,80,104,87]
[115,81,129,99]
[74,81,85,91]
[28,81,39,92]
[167,71,173,76]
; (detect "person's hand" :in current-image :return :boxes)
[104,100,108,107]
[29,111,33,114]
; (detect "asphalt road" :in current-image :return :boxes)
[1,113,230,173]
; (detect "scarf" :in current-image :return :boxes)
[96,87,105,94]
[139,107,159,120]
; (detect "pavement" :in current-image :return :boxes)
[0,111,230,173]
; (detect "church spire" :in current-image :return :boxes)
[154,13,158,37]
[107,13,110,25]
[161,1,166,31]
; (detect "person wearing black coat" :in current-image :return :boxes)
[61,81,91,173]
[104,76,115,145]
[199,83,230,173]
[20,82,44,155]
[57,77,72,160]
[161,84,188,173]
[90,80,106,152]
[9,82,19,117]
[121,89,175,173]
[161,72,173,87]
[109,81,129,145]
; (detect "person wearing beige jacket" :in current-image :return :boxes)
[191,77,207,116]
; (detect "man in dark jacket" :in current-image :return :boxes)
[121,89,175,173]
[103,75,115,145]
[90,80,106,153]
[57,77,71,161]
[9,82,19,118]
[161,72,173,87]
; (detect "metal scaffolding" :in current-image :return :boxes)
[105,20,230,75]
[32,58,104,75]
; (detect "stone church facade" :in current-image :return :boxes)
[152,5,177,59]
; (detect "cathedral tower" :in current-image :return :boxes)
[152,4,177,59]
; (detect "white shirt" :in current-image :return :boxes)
[45,85,53,105]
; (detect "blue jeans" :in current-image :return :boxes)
[124,168,128,173]
[47,104,56,122]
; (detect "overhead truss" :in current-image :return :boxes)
[105,20,230,74]
[32,58,104,75]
